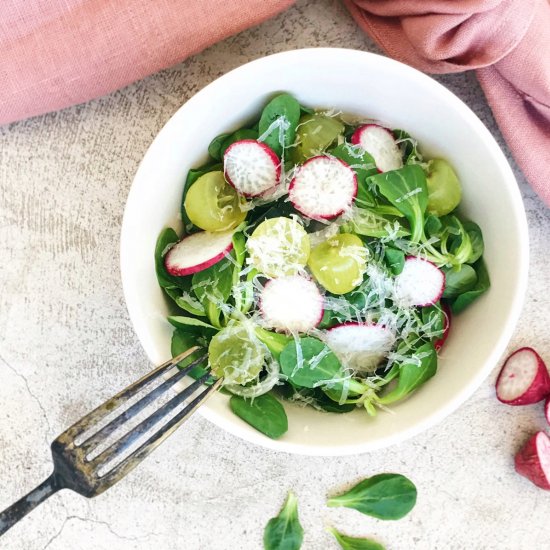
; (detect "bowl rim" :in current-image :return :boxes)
[120,47,529,456]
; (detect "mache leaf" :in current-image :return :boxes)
[378,343,437,405]
[263,492,304,550]
[369,164,428,243]
[450,259,490,314]
[327,473,417,520]
[258,93,301,156]
[230,393,288,440]
[328,528,386,550]
[279,337,342,389]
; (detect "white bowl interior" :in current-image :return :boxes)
[120,49,528,455]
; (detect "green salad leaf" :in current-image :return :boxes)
[328,528,386,550]
[327,473,417,520]
[463,220,484,264]
[384,247,405,275]
[171,329,209,380]
[369,164,428,243]
[167,316,218,332]
[155,228,188,290]
[449,259,490,314]
[258,93,301,156]
[192,257,234,327]
[393,129,422,165]
[330,142,377,206]
[378,343,437,405]
[263,492,304,550]
[442,264,477,299]
[230,393,288,440]
[280,337,342,389]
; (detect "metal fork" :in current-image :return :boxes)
[0,347,221,536]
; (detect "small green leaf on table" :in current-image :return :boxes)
[327,473,417,520]
[263,491,304,550]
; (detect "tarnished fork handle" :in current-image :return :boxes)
[0,347,221,536]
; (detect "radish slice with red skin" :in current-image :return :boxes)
[260,275,324,333]
[289,156,357,220]
[164,230,234,276]
[393,256,445,307]
[434,303,451,351]
[224,139,281,197]
[351,124,403,173]
[515,431,550,490]
[496,347,550,406]
[545,397,550,426]
[325,322,396,372]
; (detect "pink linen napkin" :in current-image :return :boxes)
[1,0,548,205]
[344,0,550,204]
[0,0,293,125]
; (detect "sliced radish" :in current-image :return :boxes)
[495,347,550,406]
[260,275,323,333]
[289,156,357,220]
[393,256,445,307]
[224,139,280,197]
[351,124,403,172]
[515,431,550,490]
[325,322,395,372]
[164,230,233,276]
[545,397,550,425]
[434,303,451,351]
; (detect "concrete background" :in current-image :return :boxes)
[1,1,549,548]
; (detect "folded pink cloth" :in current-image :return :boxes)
[1,0,548,204]
[344,0,550,204]
[0,0,293,125]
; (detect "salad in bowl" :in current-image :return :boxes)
[155,93,489,440]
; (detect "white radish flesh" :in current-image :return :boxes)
[495,347,550,406]
[351,124,403,172]
[260,275,323,333]
[325,323,395,372]
[164,230,234,276]
[224,139,280,197]
[393,257,445,307]
[289,156,357,219]
[515,431,550,490]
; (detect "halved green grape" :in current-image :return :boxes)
[292,113,344,163]
[247,217,310,277]
[184,171,246,231]
[308,234,367,294]
[426,159,462,217]
[208,323,265,385]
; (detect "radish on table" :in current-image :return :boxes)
[495,347,550,406]
[155,93,490,438]
[515,431,550,490]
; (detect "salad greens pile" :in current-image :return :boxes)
[155,93,490,439]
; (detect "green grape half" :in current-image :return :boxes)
[308,233,367,294]
[426,159,462,217]
[247,217,310,277]
[292,113,344,163]
[184,171,247,231]
[209,323,265,385]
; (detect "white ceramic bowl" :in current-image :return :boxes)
[120,48,528,455]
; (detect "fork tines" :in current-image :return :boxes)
[53,347,220,495]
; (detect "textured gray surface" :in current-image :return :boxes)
[1,1,549,548]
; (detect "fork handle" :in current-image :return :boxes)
[0,474,61,536]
